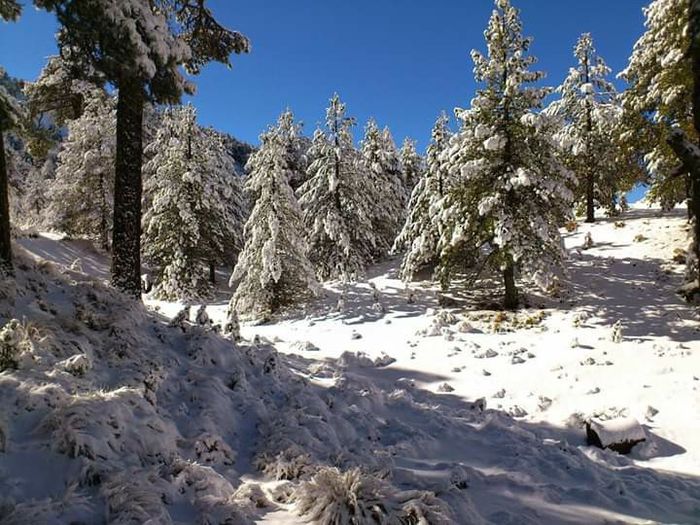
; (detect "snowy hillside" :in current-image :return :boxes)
[1,207,698,524]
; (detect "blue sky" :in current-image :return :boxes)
[1,0,648,153]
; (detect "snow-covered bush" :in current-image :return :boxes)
[256,447,313,481]
[0,319,34,371]
[102,470,171,525]
[294,467,397,524]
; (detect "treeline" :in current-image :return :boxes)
[2,0,700,318]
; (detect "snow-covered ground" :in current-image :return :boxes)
[3,206,700,524]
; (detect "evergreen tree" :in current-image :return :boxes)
[0,66,25,272]
[48,90,116,250]
[199,126,247,278]
[24,54,96,160]
[438,0,573,309]
[245,110,307,195]
[298,94,377,280]
[142,105,244,300]
[394,113,452,280]
[546,33,622,221]
[33,0,250,296]
[621,0,700,282]
[400,138,423,193]
[359,119,406,258]
[620,0,691,210]
[230,113,318,320]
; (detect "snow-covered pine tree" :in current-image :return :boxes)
[48,90,116,250]
[546,33,621,221]
[230,114,318,320]
[400,138,423,194]
[298,94,377,280]
[199,126,247,278]
[245,110,307,196]
[393,113,452,280]
[620,0,690,210]
[142,105,244,301]
[621,0,700,283]
[358,119,406,258]
[35,0,250,295]
[438,0,574,309]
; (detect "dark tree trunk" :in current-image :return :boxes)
[691,0,700,282]
[503,262,518,310]
[99,171,110,252]
[111,78,144,296]
[0,126,12,273]
[209,261,216,285]
[585,172,595,223]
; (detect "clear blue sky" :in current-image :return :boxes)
[1,0,648,153]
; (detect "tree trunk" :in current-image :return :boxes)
[99,171,110,252]
[689,0,700,282]
[585,172,595,223]
[503,262,518,310]
[209,261,216,285]
[111,78,144,296]
[0,126,12,273]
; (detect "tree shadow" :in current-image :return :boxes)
[565,252,698,341]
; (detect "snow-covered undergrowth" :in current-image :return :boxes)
[3,207,700,524]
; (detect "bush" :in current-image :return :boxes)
[294,467,396,524]
[0,319,34,371]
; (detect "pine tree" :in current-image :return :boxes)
[245,110,307,196]
[0,66,25,272]
[620,0,691,210]
[359,119,407,258]
[394,113,452,280]
[34,0,250,296]
[298,94,377,280]
[48,90,116,250]
[230,113,318,320]
[199,126,247,277]
[142,105,244,300]
[621,0,700,283]
[546,33,621,221]
[438,0,573,309]
[400,138,423,193]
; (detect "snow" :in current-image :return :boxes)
[4,206,700,523]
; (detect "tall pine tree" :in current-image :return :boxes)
[547,33,621,221]
[33,0,249,296]
[230,112,318,320]
[298,94,378,280]
[359,119,405,258]
[49,90,116,250]
[142,105,244,300]
[438,0,573,309]
[394,113,452,280]
[0,66,24,272]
